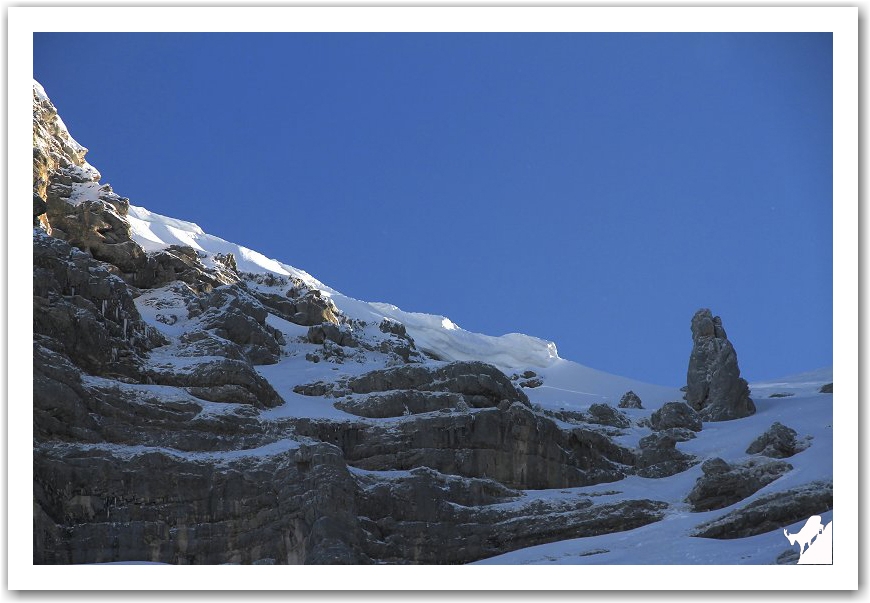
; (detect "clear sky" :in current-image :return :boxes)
[33,32,833,385]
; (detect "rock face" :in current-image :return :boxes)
[685,309,755,422]
[354,467,668,564]
[685,457,792,512]
[295,403,636,491]
[33,232,167,380]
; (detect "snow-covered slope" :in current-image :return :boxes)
[129,204,589,378]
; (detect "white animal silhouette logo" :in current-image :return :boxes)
[783,515,832,564]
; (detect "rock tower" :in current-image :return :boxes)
[685,308,755,421]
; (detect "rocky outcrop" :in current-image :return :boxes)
[685,457,792,512]
[585,404,631,429]
[335,391,465,418]
[132,245,239,292]
[147,358,284,409]
[746,422,807,459]
[650,401,702,432]
[635,430,698,478]
[685,309,755,421]
[296,404,636,490]
[188,285,285,365]
[33,232,166,379]
[248,284,340,327]
[819,383,833,394]
[618,391,643,409]
[314,361,531,409]
[33,81,100,230]
[691,481,833,539]
[355,467,667,564]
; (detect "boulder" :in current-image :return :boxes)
[746,422,805,459]
[650,401,702,432]
[635,430,698,478]
[685,309,755,421]
[618,390,644,409]
[819,383,833,394]
[685,457,792,512]
[586,403,631,429]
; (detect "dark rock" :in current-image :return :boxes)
[33,191,47,225]
[334,391,465,418]
[378,319,407,337]
[691,481,833,539]
[33,232,166,379]
[33,343,101,443]
[354,467,667,564]
[635,431,698,478]
[685,309,755,421]
[540,408,588,425]
[147,358,284,409]
[586,404,631,429]
[307,323,359,348]
[618,391,644,409]
[34,441,371,564]
[768,392,795,398]
[296,406,635,490]
[519,377,543,388]
[188,285,285,365]
[746,422,805,459]
[132,246,238,292]
[650,401,702,432]
[685,457,793,512]
[819,383,833,394]
[344,361,530,409]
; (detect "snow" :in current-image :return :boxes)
[126,203,564,374]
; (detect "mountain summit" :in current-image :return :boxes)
[32,80,832,565]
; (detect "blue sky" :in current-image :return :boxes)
[33,32,833,385]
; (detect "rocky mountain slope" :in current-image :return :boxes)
[32,80,832,565]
